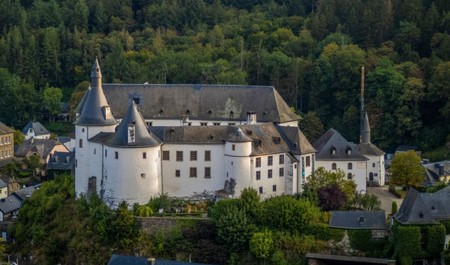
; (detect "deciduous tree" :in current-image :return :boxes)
[390,150,424,188]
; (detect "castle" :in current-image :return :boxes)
[75,58,384,208]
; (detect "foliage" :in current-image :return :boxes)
[347,229,390,257]
[299,111,325,142]
[391,201,398,215]
[424,224,445,257]
[317,183,348,211]
[351,193,381,211]
[390,150,425,188]
[13,129,24,145]
[249,229,273,260]
[393,224,422,259]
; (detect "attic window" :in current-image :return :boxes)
[246,130,253,135]
[331,147,337,155]
[208,110,213,115]
[419,211,424,218]
[273,137,281,144]
[133,97,140,105]
[209,134,215,140]
[159,109,164,114]
[359,216,365,223]
[229,110,234,117]
[186,109,191,115]
[346,147,352,155]
[263,111,267,115]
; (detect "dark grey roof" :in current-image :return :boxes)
[75,88,89,115]
[356,143,385,156]
[21,121,50,136]
[105,101,161,148]
[226,128,253,142]
[0,195,21,214]
[0,122,14,134]
[14,138,66,159]
[393,186,450,225]
[277,126,316,155]
[329,211,387,230]
[102,84,300,123]
[0,179,7,189]
[13,186,36,201]
[75,58,118,126]
[423,161,450,183]
[47,151,74,171]
[305,253,395,265]
[150,123,314,156]
[108,254,212,265]
[313,128,368,161]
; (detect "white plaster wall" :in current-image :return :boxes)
[251,153,288,198]
[89,142,103,194]
[146,119,295,127]
[103,146,161,208]
[161,144,225,197]
[225,155,252,197]
[365,155,386,186]
[315,160,367,193]
[0,187,7,199]
[225,141,252,157]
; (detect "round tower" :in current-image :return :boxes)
[74,58,118,198]
[225,127,253,196]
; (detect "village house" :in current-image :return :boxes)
[0,122,14,168]
[22,121,51,140]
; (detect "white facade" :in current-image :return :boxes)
[365,155,385,186]
[315,160,367,194]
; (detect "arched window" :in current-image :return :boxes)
[347,173,352,180]
[332,163,337,170]
[348,163,353,170]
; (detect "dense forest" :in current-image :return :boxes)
[0,0,449,153]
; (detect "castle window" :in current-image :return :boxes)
[94,149,96,155]
[279,154,284,164]
[105,149,107,157]
[200,122,208,126]
[268,169,273,178]
[273,185,277,192]
[186,109,191,115]
[348,163,353,170]
[373,163,376,168]
[176,151,183,161]
[205,150,211,161]
[205,167,211,179]
[175,170,180,177]
[332,163,337,170]
[346,147,352,155]
[259,187,263,194]
[133,97,140,105]
[347,173,352,180]
[256,171,261,180]
[115,151,118,159]
[79,139,83,148]
[75,159,77,167]
[213,122,220,126]
[141,173,146,178]
[279,168,284,177]
[190,167,197,178]
[228,123,236,125]
[190,151,197,161]
[306,156,311,167]
[268,156,273,166]
[82,128,85,132]
[232,144,235,151]
[331,147,336,155]
[143,152,147,159]
[256,158,261,167]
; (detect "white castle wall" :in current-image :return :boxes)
[365,155,385,186]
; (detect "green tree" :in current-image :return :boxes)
[390,150,424,188]
[42,86,63,121]
[299,111,324,142]
[108,201,141,254]
[305,167,357,202]
[250,230,273,261]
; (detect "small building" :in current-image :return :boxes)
[423,160,450,185]
[15,138,69,167]
[0,122,14,168]
[0,186,35,222]
[329,210,388,239]
[21,121,51,140]
[47,151,74,178]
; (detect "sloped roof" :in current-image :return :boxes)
[0,179,7,189]
[21,121,50,136]
[277,126,316,155]
[75,58,117,126]
[393,186,450,225]
[15,138,67,159]
[313,128,367,161]
[0,122,14,134]
[13,186,36,201]
[0,195,21,214]
[356,143,384,156]
[423,161,450,183]
[47,151,74,171]
[329,211,387,230]
[226,128,253,142]
[102,84,300,123]
[105,101,161,148]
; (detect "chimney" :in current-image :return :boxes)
[247,111,257,124]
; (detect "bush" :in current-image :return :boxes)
[389,186,402,198]
[391,201,398,215]
[347,230,390,257]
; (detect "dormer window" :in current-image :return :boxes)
[128,124,135,144]
[359,216,365,223]
[159,109,164,114]
[331,147,336,155]
[346,147,352,155]
[229,110,234,117]
[186,109,191,115]
[102,106,111,120]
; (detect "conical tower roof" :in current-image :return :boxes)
[362,112,371,144]
[75,58,117,126]
[227,127,253,142]
[105,101,161,147]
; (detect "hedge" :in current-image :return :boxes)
[347,229,389,257]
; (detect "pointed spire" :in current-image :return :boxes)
[106,101,160,147]
[75,58,117,126]
[361,112,371,144]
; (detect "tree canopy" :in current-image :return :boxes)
[390,150,425,188]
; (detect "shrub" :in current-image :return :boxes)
[391,201,398,215]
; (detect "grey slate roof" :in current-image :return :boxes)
[14,138,66,159]
[21,121,50,136]
[108,254,212,265]
[423,161,450,183]
[0,179,7,189]
[329,211,387,230]
[0,195,21,214]
[393,186,450,225]
[101,84,300,123]
[361,112,371,144]
[226,128,253,142]
[150,123,315,156]
[105,101,161,148]
[47,151,74,171]
[0,122,14,134]
[356,113,384,156]
[75,58,118,126]
[313,128,368,161]
[13,186,36,201]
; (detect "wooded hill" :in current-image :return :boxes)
[0,0,449,153]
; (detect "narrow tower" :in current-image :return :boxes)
[359,65,365,143]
